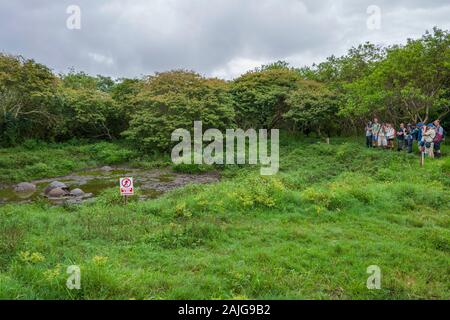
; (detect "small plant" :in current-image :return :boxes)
[18,251,45,264]
[92,255,109,266]
[175,203,193,218]
[43,264,62,281]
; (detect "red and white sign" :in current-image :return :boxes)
[120,177,134,196]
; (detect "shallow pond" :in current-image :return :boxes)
[0,167,219,205]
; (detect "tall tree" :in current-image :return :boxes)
[123,70,235,151]
[231,62,302,130]
[0,54,60,145]
[342,28,450,123]
[285,81,338,137]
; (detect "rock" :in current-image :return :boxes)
[47,187,69,198]
[45,181,68,195]
[101,166,113,172]
[14,182,36,193]
[70,188,85,197]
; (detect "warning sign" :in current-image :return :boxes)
[120,177,134,196]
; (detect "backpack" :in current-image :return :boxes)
[434,127,446,143]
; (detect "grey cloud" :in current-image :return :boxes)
[0,0,449,79]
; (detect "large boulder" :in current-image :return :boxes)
[70,188,85,197]
[45,181,68,195]
[14,182,36,193]
[47,187,69,198]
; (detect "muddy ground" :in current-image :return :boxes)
[0,167,220,205]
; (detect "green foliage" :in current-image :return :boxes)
[0,54,60,146]
[0,138,448,299]
[96,187,141,206]
[1,27,449,301]
[59,87,123,140]
[230,63,302,129]
[122,70,235,151]
[0,141,139,183]
[342,28,450,123]
[58,71,126,140]
[172,163,213,174]
[285,81,338,136]
[1,28,448,147]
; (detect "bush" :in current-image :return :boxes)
[300,173,375,211]
[23,163,51,177]
[122,71,235,152]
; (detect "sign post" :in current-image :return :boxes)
[120,177,134,204]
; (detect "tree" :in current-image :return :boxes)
[57,70,124,140]
[230,62,302,130]
[0,54,61,145]
[284,81,338,137]
[59,87,121,140]
[60,70,116,92]
[122,70,235,151]
[299,43,384,88]
[342,28,450,123]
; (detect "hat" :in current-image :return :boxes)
[416,123,424,127]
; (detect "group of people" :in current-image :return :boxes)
[365,118,445,158]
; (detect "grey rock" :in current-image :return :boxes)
[14,182,36,193]
[47,187,69,198]
[45,181,68,195]
[70,188,85,197]
[101,166,113,172]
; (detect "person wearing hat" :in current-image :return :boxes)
[421,123,437,158]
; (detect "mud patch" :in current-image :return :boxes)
[0,167,219,205]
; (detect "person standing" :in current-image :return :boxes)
[433,120,444,158]
[422,123,437,158]
[372,118,381,147]
[397,123,406,151]
[417,123,424,145]
[386,123,396,149]
[365,121,373,148]
[378,123,388,148]
[406,124,417,153]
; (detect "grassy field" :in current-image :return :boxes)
[0,137,449,299]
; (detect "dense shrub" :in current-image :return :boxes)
[122,70,235,152]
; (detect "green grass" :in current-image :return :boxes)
[0,140,170,184]
[0,137,449,299]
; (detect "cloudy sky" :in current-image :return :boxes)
[1,0,449,79]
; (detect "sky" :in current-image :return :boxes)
[0,0,449,79]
